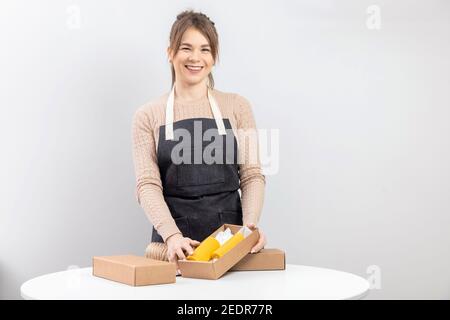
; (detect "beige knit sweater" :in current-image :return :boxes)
[131,88,266,246]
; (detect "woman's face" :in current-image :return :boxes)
[168,27,214,86]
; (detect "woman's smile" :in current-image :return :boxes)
[185,65,204,74]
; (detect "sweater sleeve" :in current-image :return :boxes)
[131,108,182,242]
[234,94,266,226]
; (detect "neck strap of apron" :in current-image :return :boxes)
[165,84,227,140]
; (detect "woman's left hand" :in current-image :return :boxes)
[246,223,266,253]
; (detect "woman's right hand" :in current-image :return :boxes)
[165,233,200,269]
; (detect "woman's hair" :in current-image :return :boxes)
[168,10,219,88]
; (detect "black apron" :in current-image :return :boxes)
[151,91,243,243]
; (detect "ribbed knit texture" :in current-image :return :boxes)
[145,242,169,261]
[132,88,266,259]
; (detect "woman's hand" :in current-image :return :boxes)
[165,233,200,270]
[246,223,266,253]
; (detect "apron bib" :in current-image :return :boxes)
[151,86,243,243]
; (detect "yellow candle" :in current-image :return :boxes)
[186,236,220,261]
[211,232,245,259]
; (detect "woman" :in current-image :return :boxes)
[132,10,266,270]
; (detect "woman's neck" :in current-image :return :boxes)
[174,81,208,102]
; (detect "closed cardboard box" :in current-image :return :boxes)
[178,224,260,280]
[92,255,176,286]
[230,249,286,271]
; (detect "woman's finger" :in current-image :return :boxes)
[168,251,179,270]
[182,243,194,256]
[246,223,256,230]
[190,240,200,247]
[251,242,264,253]
[176,248,186,260]
[251,233,266,253]
[168,250,176,262]
[187,238,200,246]
[167,251,178,267]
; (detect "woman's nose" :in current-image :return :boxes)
[188,49,201,61]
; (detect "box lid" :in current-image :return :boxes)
[93,255,176,286]
[95,255,170,267]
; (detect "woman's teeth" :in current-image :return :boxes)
[185,65,203,71]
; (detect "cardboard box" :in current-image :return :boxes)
[178,224,260,280]
[92,255,176,286]
[230,248,286,271]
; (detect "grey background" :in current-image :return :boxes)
[1,0,449,299]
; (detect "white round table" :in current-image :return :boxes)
[21,264,370,300]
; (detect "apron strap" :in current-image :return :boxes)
[207,87,227,136]
[165,84,226,140]
[165,85,175,140]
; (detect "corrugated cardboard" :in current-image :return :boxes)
[92,255,176,286]
[178,224,260,280]
[230,248,286,271]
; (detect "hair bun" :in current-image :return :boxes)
[176,10,215,27]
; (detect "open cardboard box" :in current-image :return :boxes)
[178,224,260,280]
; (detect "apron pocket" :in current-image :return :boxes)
[173,216,191,239]
[187,213,222,242]
[219,210,243,226]
[177,164,225,187]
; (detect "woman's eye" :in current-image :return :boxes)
[202,49,210,52]
[181,47,190,51]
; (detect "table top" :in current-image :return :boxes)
[21,264,370,300]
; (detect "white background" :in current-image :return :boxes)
[1,0,449,299]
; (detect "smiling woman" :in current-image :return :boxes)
[167,11,218,89]
[132,10,267,271]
